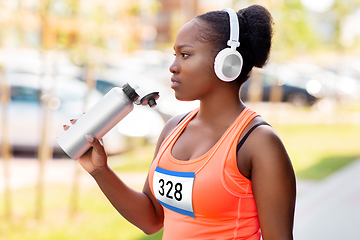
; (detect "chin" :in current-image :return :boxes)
[175,94,193,101]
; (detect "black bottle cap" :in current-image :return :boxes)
[122,83,139,102]
[140,92,159,108]
[148,98,156,108]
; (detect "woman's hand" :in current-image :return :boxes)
[63,119,108,175]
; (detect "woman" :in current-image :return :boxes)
[64,4,296,240]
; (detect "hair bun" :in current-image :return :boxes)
[238,5,273,68]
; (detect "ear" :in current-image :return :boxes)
[214,48,243,82]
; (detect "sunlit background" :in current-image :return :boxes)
[0,0,360,239]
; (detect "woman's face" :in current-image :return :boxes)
[169,19,220,101]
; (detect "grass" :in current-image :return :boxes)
[295,155,358,180]
[0,184,163,240]
[274,123,360,180]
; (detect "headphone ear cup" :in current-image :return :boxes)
[214,48,243,82]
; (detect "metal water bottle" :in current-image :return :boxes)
[57,83,159,160]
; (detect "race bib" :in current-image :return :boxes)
[153,167,195,218]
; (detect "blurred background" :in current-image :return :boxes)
[0,0,359,239]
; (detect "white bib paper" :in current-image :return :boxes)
[153,167,195,218]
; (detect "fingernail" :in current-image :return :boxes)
[85,134,94,143]
[70,119,75,123]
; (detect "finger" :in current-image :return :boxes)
[85,135,106,156]
[70,119,78,124]
[63,125,70,130]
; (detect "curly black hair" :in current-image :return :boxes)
[195,5,274,84]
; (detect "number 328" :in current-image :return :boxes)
[158,179,183,201]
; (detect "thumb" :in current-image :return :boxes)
[85,134,106,155]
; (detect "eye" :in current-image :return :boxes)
[181,52,190,58]
[173,52,190,58]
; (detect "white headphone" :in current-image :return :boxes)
[214,8,243,82]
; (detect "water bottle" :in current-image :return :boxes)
[57,83,159,160]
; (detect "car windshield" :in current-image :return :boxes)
[10,86,40,103]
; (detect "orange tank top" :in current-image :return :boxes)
[149,107,261,240]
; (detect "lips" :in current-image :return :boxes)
[171,77,180,88]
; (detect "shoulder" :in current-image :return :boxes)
[244,119,293,173]
[241,117,296,200]
[237,116,295,180]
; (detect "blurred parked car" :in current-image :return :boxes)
[277,63,360,101]
[240,71,318,106]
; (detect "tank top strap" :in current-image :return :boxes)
[220,107,260,196]
[153,108,199,167]
[235,108,259,130]
[161,108,199,148]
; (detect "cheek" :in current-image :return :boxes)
[187,56,215,81]
[177,70,217,100]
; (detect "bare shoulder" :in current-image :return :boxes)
[247,123,293,173]
[237,117,291,178]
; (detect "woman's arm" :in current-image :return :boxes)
[89,155,164,235]
[242,125,296,240]
[64,114,185,234]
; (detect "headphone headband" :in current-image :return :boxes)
[221,8,240,49]
[214,8,243,82]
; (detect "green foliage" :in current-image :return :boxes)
[332,0,360,48]
[272,0,322,57]
[233,0,360,57]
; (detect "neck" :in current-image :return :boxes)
[196,84,246,127]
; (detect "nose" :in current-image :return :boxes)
[169,61,179,74]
